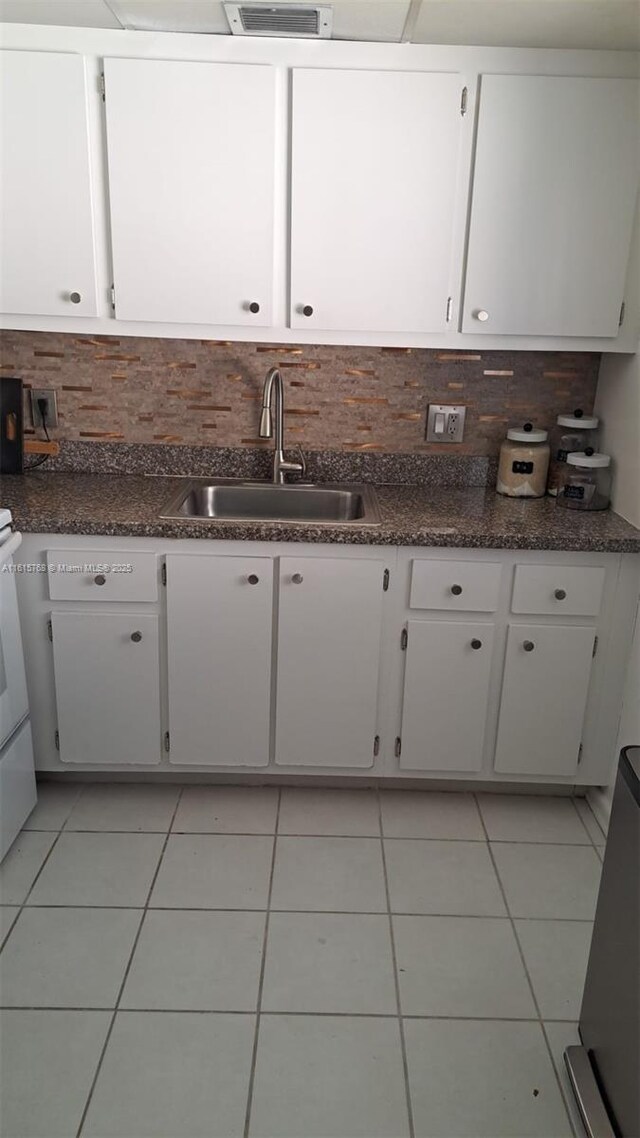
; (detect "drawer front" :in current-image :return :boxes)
[47,549,158,602]
[511,564,605,617]
[410,559,502,612]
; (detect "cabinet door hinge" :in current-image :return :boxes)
[47,619,53,642]
[110,284,116,311]
[460,86,468,116]
[577,743,583,765]
[383,568,390,592]
[163,731,170,753]
[592,635,598,658]
[446,296,453,323]
[400,627,408,651]
[394,736,402,758]
[99,72,106,101]
[54,730,60,751]
[161,562,167,587]
[373,734,380,757]
[619,301,625,327]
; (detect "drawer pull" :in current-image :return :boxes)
[94,574,106,586]
[247,574,259,585]
[554,588,567,600]
[248,302,260,314]
[291,573,304,585]
[450,584,463,596]
[470,639,482,650]
[130,631,142,643]
[523,640,535,652]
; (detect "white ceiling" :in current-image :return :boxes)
[1,0,639,49]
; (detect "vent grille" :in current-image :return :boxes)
[224,3,332,38]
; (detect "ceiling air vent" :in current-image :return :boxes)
[223,4,333,38]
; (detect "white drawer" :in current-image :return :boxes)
[410,559,502,612]
[511,564,605,617]
[47,549,158,602]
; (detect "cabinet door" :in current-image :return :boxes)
[495,623,595,777]
[166,555,273,766]
[275,557,384,767]
[0,51,98,317]
[103,58,275,325]
[290,68,463,333]
[400,621,494,772]
[463,75,640,337]
[51,612,160,765]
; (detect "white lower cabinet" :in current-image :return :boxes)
[166,555,274,766]
[50,612,161,765]
[494,623,596,777]
[399,621,495,772]
[274,557,385,768]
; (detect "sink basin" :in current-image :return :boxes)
[160,479,381,525]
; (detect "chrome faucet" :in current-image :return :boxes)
[259,367,306,485]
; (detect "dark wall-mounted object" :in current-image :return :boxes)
[0,378,24,474]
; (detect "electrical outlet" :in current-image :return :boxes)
[426,404,466,443]
[30,389,58,429]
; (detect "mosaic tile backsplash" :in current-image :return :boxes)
[0,331,599,457]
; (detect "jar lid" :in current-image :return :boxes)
[566,450,611,468]
[506,422,548,443]
[556,414,599,429]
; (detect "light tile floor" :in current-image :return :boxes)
[0,783,606,1138]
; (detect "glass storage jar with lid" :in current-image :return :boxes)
[556,449,611,511]
[496,422,550,498]
[547,410,600,495]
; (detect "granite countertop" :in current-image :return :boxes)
[2,471,639,552]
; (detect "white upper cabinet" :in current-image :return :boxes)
[103,57,276,325]
[463,75,640,338]
[0,51,98,317]
[290,68,464,333]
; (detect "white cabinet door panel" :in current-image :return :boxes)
[494,623,595,777]
[0,51,98,317]
[51,612,161,765]
[290,68,463,333]
[463,75,640,337]
[400,621,494,772]
[166,555,273,766]
[275,557,384,767]
[104,58,275,325]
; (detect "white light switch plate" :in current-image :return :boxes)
[426,404,466,443]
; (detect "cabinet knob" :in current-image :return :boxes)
[470,639,482,650]
[130,631,142,642]
[474,309,489,322]
[302,305,314,317]
[523,640,535,652]
[248,302,260,314]
[291,573,304,584]
[94,574,106,586]
[247,574,259,585]
[69,291,82,304]
[450,584,463,596]
[554,588,567,600]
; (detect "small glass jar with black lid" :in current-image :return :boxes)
[547,410,600,496]
[556,449,611,511]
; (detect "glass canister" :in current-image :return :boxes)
[496,423,550,498]
[547,410,600,495]
[556,450,611,511]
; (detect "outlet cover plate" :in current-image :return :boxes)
[426,404,466,443]
[30,389,58,429]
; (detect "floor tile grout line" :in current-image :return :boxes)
[243,786,282,1138]
[18,828,597,844]
[0,820,68,953]
[570,795,604,853]
[0,1005,585,1022]
[3,903,596,922]
[473,792,576,1136]
[378,787,415,1138]
[74,786,185,1138]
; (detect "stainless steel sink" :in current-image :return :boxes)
[159,479,381,525]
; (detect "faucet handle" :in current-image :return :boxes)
[294,445,307,479]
